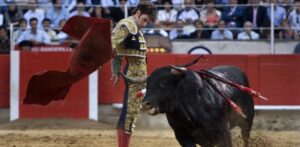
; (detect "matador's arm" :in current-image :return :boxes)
[111,25,129,76]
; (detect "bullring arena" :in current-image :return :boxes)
[0,111,300,146]
[1,39,300,147]
[1,1,300,146]
[1,50,299,146]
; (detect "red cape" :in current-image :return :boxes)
[23,16,112,105]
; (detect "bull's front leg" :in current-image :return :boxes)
[217,121,232,147]
[173,130,196,147]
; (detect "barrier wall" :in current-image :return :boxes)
[172,40,299,54]
[8,51,98,120]
[1,53,300,113]
[0,55,9,107]
[99,54,300,109]
[19,52,89,119]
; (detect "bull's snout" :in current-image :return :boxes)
[142,100,160,115]
[143,101,151,107]
[141,101,151,110]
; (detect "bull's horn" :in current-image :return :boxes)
[169,65,187,75]
[180,55,206,67]
[119,72,147,83]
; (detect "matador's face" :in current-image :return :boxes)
[134,10,150,29]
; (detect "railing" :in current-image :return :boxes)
[3,3,300,54]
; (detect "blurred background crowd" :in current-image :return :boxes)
[0,0,299,54]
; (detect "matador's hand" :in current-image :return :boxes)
[111,74,119,86]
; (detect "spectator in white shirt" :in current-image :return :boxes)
[155,0,178,29]
[42,18,57,41]
[172,0,184,7]
[127,0,140,6]
[147,29,169,37]
[46,0,69,28]
[54,19,69,43]
[69,1,90,18]
[177,0,200,25]
[169,19,192,39]
[17,17,51,45]
[0,10,4,26]
[61,0,77,12]
[237,21,260,40]
[37,0,52,11]
[267,0,286,28]
[24,0,45,28]
[102,0,119,7]
[14,18,28,42]
[288,0,300,35]
[211,20,233,40]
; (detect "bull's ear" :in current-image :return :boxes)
[169,65,187,75]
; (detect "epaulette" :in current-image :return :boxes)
[114,17,138,35]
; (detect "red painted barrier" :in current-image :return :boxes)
[18,52,89,119]
[0,55,9,107]
[2,53,300,110]
[257,55,300,105]
[15,44,72,52]
[99,54,300,106]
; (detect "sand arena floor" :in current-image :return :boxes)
[0,119,299,147]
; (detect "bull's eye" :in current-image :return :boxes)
[159,82,166,88]
[144,101,150,106]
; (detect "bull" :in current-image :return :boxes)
[122,65,254,147]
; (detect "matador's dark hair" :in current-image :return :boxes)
[132,1,157,22]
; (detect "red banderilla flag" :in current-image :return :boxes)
[23,16,113,105]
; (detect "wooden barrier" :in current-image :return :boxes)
[1,53,300,115]
[8,51,98,120]
[0,55,9,107]
[99,54,300,108]
[18,52,89,119]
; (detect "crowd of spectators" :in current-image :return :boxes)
[153,0,300,40]
[0,0,299,54]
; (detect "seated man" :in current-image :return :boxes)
[169,19,193,40]
[288,0,300,38]
[155,0,178,29]
[17,17,51,45]
[211,20,233,40]
[237,21,259,40]
[69,1,90,18]
[177,0,200,25]
[243,0,270,36]
[42,18,57,41]
[45,0,69,28]
[13,18,27,42]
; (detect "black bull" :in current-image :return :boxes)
[142,65,255,147]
